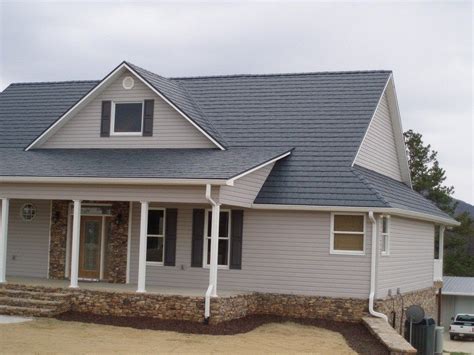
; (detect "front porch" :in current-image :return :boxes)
[4,276,241,297]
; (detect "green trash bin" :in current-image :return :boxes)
[404,317,436,355]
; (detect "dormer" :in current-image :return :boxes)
[27,62,224,150]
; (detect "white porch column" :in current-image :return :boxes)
[439,225,445,273]
[69,200,81,288]
[0,198,10,283]
[137,201,149,293]
[209,203,220,297]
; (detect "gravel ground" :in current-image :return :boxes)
[0,315,389,354]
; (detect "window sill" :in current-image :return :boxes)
[110,132,143,137]
[330,250,365,256]
[203,265,230,270]
[381,252,390,257]
[146,262,164,266]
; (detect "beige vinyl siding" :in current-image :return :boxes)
[130,205,372,298]
[41,71,214,149]
[0,183,218,204]
[5,200,51,278]
[376,216,434,298]
[219,163,274,208]
[355,92,403,181]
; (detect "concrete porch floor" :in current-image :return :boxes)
[4,276,244,297]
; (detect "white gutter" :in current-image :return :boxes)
[0,176,229,186]
[204,184,218,321]
[251,204,459,227]
[368,211,388,322]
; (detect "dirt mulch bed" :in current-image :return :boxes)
[56,312,389,354]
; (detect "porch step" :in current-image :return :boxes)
[0,304,60,317]
[0,285,71,317]
[0,288,70,301]
[0,296,65,309]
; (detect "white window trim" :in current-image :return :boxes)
[146,207,166,266]
[380,215,390,256]
[330,212,366,256]
[110,100,145,136]
[203,209,231,270]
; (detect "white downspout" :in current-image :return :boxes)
[368,211,388,321]
[204,184,220,322]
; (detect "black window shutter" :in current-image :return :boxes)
[191,209,205,267]
[230,210,244,269]
[164,208,177,266]
[143,99,154,136]
[100,101,111,137]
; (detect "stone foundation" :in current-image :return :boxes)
[375,286,437,334]
[48,201,129,283]
[2,281,436,327]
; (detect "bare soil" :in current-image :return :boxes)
[0,314,389,354]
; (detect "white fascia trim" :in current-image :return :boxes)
[351,74,412,187]
[26,62,225,151]
[123,63,225,150]
[225,150,292,186]
[0,176,229,186]
[250,204,460,226]
[385,77,412,187]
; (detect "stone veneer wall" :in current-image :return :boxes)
[375,286,437,334]
[48,201,129,283]
[2,280,437,327]
[105,202,129,283]
[48,201,69,279]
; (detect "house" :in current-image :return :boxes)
[440,276,474,330]
[0,61,458,326]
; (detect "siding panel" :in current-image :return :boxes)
[41,71,214,149]
[355,92,402,181]
[6,199,51,277]
[130,205,372,298]
[219,163,274,207]
[376,216,434,297]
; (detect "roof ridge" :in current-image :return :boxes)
[172,70,392,80]
[8,80,99,86]
[351,167,391,207]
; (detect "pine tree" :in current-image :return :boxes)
[404,129,456,215]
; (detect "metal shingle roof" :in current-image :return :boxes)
[0,65,454,221]
[0,148,291,179]
[443,276,474,296]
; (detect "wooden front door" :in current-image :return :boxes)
[79,216,102,279]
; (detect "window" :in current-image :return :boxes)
[204,210,230,268]
[21,203,36,221]
[147,209,165,264]
[111,102,143,135]
[380,215,390,256]
[330,213,365,255]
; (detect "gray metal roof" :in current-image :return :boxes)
[0,63,454,221]
[443,276,474,296]
[0,148,291,179]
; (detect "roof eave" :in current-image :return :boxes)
[251,203,459,226]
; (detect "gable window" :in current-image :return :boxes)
[147,208,165,264]
[204,210,230,268]
[111,102,143,135]
[330,213,365,255]
[380,215,390,256]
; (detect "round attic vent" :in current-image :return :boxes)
[122,76,135,90]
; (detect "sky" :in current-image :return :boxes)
[0,1,472,203]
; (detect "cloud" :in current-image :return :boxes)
[0,1,472,202]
